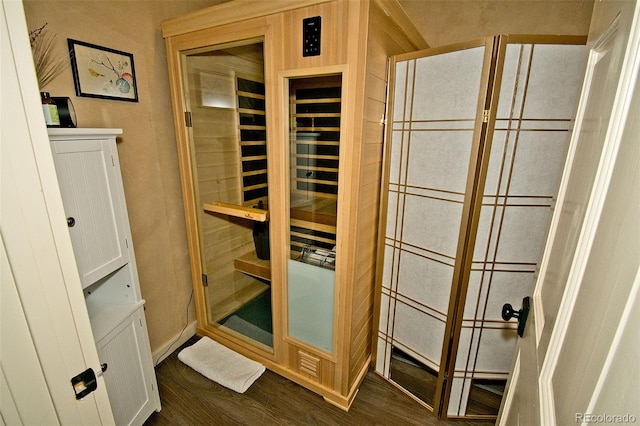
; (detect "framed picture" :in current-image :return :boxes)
[68,39,138,102]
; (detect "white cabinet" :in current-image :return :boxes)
[96,306,157,426]
[49,128,161,426]
[50,136,130,288]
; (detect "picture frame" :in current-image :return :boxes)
[68,39,138,102]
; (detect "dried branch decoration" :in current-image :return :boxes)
[29,23,67,88]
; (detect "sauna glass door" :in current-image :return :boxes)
[183,40,274,350]
[286,74,342,353]
[376,36,586,419]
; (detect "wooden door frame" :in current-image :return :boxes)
[164,21,277,364]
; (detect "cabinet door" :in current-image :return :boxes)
[96,306,157,426]
[51,138,130,287]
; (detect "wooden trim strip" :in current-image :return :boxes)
[203,201,269,222]
[243,182,268,191]
[295,126,340,132]
[242,169,268,177]
[296,178,338,187]
[238,108,265,115]
[290,218,336,234]
[242,155,267,161]
[237,90,266,100]
[295,140,339,146]
[293,154,339,161]
[290,232,336,246]
[294,166,339,173]
[294,113,341,118]
[503,34,588,46]
[294,97,342,104]
[394,38,489,63]
[372,0,429,50]
[161,0,332,38]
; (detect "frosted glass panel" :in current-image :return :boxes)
[287,74,341,354]
[287,260,334,352]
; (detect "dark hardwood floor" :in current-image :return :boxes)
[144,336,496,426]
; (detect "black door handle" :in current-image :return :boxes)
[67,217,76,227]
[502,296,530,337]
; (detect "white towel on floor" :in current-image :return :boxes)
[178,336,265,393]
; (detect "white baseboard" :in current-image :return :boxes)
[152,320,198,366]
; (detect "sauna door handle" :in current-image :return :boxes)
[502,296,530,338]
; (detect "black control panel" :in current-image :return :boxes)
[303,16,321,57]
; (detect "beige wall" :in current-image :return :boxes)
[400,0,594,48]
[23,0,593,356]
[23,0,225,354]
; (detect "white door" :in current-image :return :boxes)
[498,1,640,424]
[1,0,114,424]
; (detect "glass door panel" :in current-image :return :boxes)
[287,75,341,353]
[183,41,273,349]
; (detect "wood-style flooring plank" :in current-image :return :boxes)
[144,337,496,426]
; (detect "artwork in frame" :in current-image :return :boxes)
[68,39,138,102]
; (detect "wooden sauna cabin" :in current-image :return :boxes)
[161,0,427,409]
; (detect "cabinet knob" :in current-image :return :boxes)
[67,217,75,227]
